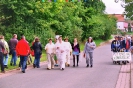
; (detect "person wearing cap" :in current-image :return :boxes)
[55,36,67,70]
[8,34,18,66]
[45,38,55,70]
[32,37,42,68]
[64,37,72,67]
[0,35,9,69]
[0,35,5,73]
[71,38,80,67]
[16,35,30,73]
[111,36,121,52]
[84,37,96,67]
[122,36,131,52]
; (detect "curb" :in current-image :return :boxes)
[0,61,47,76]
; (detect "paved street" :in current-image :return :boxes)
[0,44,121,88]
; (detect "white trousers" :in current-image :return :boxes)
[47,53,55,69]
[66,52,71,65]
[57,53,66,69]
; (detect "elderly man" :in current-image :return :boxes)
[16,35,30,73]
[55,36,67,70]
[9,34,18,66]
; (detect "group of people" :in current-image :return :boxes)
[45,36,96,70]
[111,35,133,64]
[0,34,96,73]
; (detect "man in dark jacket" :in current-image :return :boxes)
[16,35,30,73]
[9,34,18,66]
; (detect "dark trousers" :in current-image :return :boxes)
[73,55,79,66]
[34,52,41,68]
[20,56,28,71]
[0,52,4,71]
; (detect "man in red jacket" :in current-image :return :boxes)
[16,35,30,73]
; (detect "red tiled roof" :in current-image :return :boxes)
[113,14,125,22]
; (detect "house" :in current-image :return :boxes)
[112,14,133,31]
[113,14,125,31]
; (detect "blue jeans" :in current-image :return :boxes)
[20,56,28,71]
[34,52,41,68]
[3,54,9,65]
[10,50,17,66]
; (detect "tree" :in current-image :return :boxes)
[125,0,133,20]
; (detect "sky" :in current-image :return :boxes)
[102,0,125,14]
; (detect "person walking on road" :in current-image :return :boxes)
[0,36,5,73]
[9,34,18,66]
[71,38,80,67]
[55,36,67,70]
[0,35,9,69]
[16,35,30,73]
[45,38,55,70]
[84,37,96,68]
[122,37,131,52]
[32,37,42,68]
[64,37,72,67]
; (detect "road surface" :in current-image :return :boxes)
[0,44,121,88]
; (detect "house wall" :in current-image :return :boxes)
[117,22,124,30]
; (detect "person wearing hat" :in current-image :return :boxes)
[16,35,30,73]
[64,37,72,67]
[83,37,96,67]
[55,36,67,70]
[45,38,55,70]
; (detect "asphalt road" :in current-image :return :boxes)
[0,44,121,88]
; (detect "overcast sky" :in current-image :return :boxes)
[102,0,125,14]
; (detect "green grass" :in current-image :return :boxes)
[80,39,105,51]
[126,32,133,35]
[6,51,46,71]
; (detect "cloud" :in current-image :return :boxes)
[102,0,125,14]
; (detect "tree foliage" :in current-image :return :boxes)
[0,0,116,45]
[125,0,133,20]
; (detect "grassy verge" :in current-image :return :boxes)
[80,39,105,51]
[5,51,46,71]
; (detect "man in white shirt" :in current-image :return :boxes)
[64,37,72,67]
[55,36,67,70]
[45,39,55,70]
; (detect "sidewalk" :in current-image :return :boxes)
[115,63,133,88]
